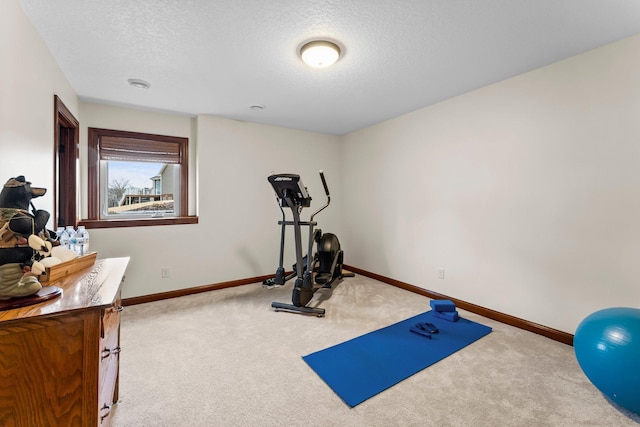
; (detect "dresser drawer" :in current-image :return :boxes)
[98,302,122,426]
[99,304,121,387]
[98,354,119,425]
[101,293,122,340]
[100,303,121,344]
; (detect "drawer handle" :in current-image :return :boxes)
[108,305,124,314]
[100,403,111,424]
[101,346,122,360]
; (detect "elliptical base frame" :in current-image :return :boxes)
[271,301,326,317]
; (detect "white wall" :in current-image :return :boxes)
[341,34,640,334]
[79,108,342,298]
[0,0,78,216]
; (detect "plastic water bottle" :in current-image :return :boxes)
[66,225,77,253]
[75,226,89,256]
[83,227,90,254]
[69,229,82,255]
[59,227,70,249]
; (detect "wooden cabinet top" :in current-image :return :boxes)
[0,257,129,323]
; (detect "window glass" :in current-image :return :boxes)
[100,160,179,219]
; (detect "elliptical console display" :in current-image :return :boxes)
[267,174,311,208]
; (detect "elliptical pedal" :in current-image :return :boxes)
[262,278,282,289]
[263,269,296,289]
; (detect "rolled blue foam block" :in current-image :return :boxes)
[430,299,456,312]
[433,310,459,322]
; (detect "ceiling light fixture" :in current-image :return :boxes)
[300,40,341,68]
[249,104,265,111]
[128,78,151,89]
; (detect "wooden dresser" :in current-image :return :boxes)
[0,257,129,427]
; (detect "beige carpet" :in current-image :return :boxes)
[111,275,639,426]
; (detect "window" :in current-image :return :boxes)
[84,128,196,228]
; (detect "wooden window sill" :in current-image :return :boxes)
[78,216,198,229]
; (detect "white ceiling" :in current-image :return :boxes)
[18,0,640,135]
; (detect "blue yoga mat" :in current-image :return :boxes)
[302,310,492,407]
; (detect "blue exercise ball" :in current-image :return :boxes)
[574,307,640,415]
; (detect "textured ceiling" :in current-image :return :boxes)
[18,0,640,135]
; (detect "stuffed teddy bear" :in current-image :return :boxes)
[0,176,56,299]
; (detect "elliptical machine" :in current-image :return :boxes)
[263,171,349,317]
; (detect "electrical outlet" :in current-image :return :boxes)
[437,268,445,279]
[161,268,170,278]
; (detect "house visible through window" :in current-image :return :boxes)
[85,128,194,228]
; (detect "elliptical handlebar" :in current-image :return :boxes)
[319,170,330,196]
[310,170,331,222]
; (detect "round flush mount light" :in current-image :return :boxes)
[299,40,341,68]
[249,104,265,111]
[128,78,151,89]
